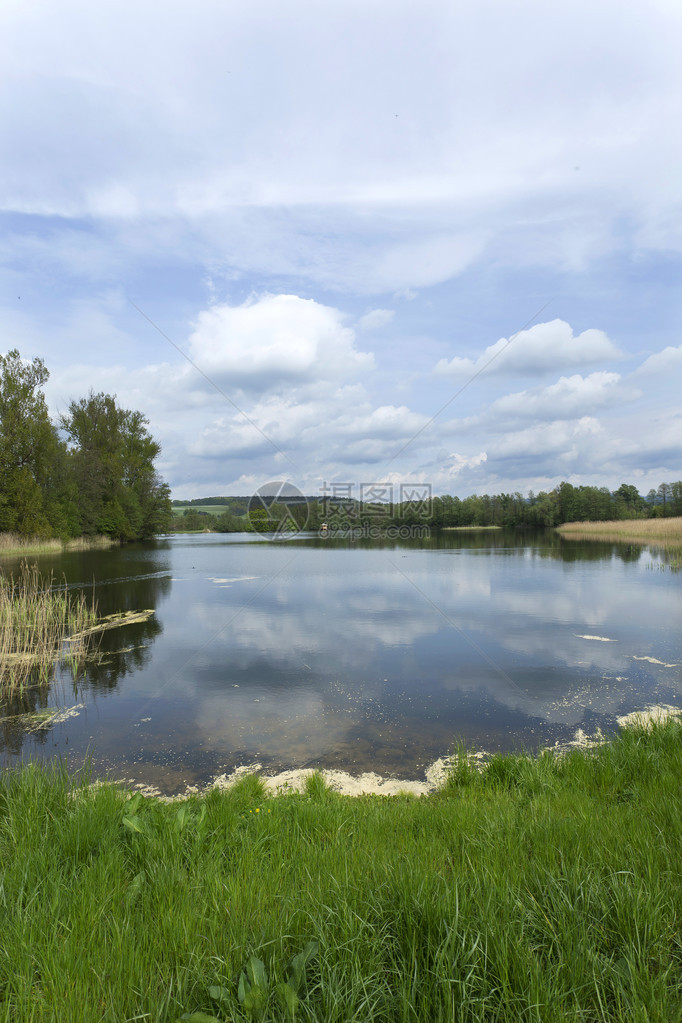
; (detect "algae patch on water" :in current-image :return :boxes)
[64,608,155,642]
[631,655,679,668]
[0,703,85,733]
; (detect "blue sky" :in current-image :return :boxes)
[1,0,681,500]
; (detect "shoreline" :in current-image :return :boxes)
[120,703,682,801]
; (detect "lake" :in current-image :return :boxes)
[2,530,681,793]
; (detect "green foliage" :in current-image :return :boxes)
[0,349,171,543]
[60,390,171,540]
[238,956,269,1016]
[247,507,270,532]
[0,349,59,535]
[178,1013,222,1022]
[172,509,216,532]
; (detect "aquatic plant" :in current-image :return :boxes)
[557,515,682,543]
[0,560,98,697]
[0,531,115,555]
[0,531,62,555]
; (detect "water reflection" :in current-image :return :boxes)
[1,531,680,791]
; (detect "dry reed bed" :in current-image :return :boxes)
[0,531,115,555]
[557,516,682,545]
[0,561,98,697]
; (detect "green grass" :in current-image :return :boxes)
[1,723,682,1021]
[172,505,238,518]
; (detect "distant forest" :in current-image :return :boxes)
[171,480,682,533]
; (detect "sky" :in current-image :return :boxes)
[1,0,681,502]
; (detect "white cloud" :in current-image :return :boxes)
[492,372,638,420]
[492,417,602,459]
[358,309,394,331]
[368,232,490,293]
[636,344,682,375]
[434,320,621,378]
[188,294,374,391]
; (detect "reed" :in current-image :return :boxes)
[63,534,117,550]
[0,531,62,555]
[557,516,682,543]
[0,531,116,555]
[0,561,98,697]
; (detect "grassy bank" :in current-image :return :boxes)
[1,722,682,1021]
[0,532,116,556]
[0,562,98,697]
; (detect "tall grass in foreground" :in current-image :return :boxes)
[0,561,98,697]
[1,722,682,1021]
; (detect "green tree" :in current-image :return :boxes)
[60,391,171,540]
[0,349,60,535]
[613,483,647,519]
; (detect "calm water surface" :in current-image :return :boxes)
[2,531,681,793]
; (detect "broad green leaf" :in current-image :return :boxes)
[246,956,268,991]
[196,803,208,837]
[125,792,143,814]
[125,870,145,905]
[208,985,231,1003]
[122,814,145,834]
[301,940,319,963]
[238,956,268,1016]
[242,983,266,1014]
[287,940,319,992]
[276,981,299,1017]
[612,956,632,980]
[289,953,305,992]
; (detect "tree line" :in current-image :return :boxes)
[0,349,171,541]
[172,480,682,535]
[425,481,682,529]
[322,481,682,530]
